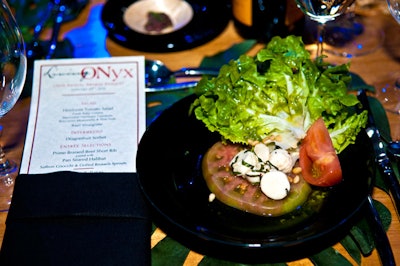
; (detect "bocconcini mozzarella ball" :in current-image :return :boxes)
[269,149,294,173]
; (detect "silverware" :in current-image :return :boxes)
[358,90,396,264]
[146,81,198,92]
[46,0,67,59]
[358,89,400,220]
[388,141,400,169]
[364,195,396,266]
[145,59,219,88]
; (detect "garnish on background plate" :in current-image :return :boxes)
[145,12,173,33]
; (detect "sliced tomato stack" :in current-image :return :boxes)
[202,142,312,217]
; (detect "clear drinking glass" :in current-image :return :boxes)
[295,0,357,58]
[0,0,27,210]
[324,1,385,58]
[378,0,400,115]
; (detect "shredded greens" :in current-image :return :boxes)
[190,35,367,153]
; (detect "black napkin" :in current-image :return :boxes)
[0,171,151,266]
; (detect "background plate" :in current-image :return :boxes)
[101,0,231,52]
[137,94,373,263]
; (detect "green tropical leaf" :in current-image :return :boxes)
[368,96,391,143]
[200,40,257,69]
[309,247,353,265]
[349,73,375,92]
[350,218,375,256]
[199,256,286,266]
[152,223,157,234]
[152,236,190,266]
[373,199,392,231]
[340,235,362,265]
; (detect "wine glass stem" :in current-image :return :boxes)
[0,126,16,174]
[395,77,400,88]
[316,22,326,57]
[0,146,12,172]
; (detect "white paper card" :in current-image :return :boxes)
[20,56,146,174]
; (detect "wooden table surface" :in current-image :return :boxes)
[0,0,399,265]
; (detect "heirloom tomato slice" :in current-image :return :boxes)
[299,118,342,187]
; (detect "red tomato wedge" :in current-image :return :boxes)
[299,117,342,187]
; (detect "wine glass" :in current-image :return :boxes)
[25,0,87,62]
[323,1,385,58]
[0,0,27,210]
[377,0,400,115]
[387,0,400,20]
[295,0,357,58]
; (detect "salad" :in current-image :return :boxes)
[190,36,368,216]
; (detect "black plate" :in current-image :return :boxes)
[101,0,231,52]
[137,94,373,263]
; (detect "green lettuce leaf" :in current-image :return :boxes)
[190,35,367,153]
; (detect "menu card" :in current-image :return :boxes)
[20,57,146,174]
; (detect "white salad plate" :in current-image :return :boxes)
[101,0,230,52]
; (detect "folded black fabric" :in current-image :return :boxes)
[0,171,151,266]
